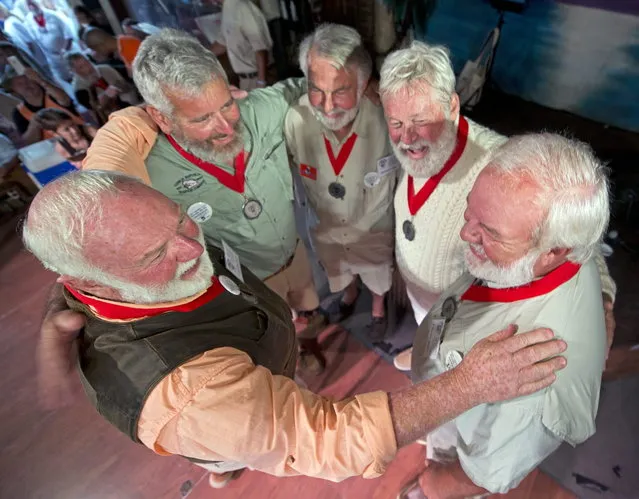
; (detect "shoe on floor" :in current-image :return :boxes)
[393,347,413,371]
[208,468,244,489]
[297,337,326,376]
[294,309,327,337]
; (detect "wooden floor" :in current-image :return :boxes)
[0,227,575,499]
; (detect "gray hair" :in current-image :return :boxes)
[133,28,228,116]
[488,133,610,263]
[379,41,456,107]
[298,24,372,89]
[23,170,144,280]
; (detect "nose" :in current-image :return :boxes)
[460,220,480,244]
[175,234,204,262]
[400,126,417,145]
[212,114,235,137]
[322,93,334,115]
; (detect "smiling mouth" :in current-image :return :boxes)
[180,258,201,279]
[401,145,429,159]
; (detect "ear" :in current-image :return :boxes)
[145,105,173,135]
[533,247,571,276]
[449,92,460,122]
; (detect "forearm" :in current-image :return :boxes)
[255,49,268,82]
[389,368,477,447]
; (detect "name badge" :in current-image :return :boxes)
[429,318,447,358]
[377,154,400,177]
[222,240,244,282]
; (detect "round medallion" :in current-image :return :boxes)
[364,172,380,188]
[219,275,240,295]
[441,297,457,322]
[445,350,463,370]
[328,181,346,199]
[242,199,263,220]
[402,220,416,241]
[186,202,213,223]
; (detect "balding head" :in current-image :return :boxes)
[24,170,214,303]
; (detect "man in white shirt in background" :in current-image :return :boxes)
[24,0,75,83]
[378,41,617,369]
[211,0,273,90]
[401,133,609,498]
[285,24,397,340]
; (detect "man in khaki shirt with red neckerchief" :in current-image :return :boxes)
[30,170,567,488]
[285,24,397,339]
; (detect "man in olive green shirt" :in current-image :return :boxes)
[105,29,327,372]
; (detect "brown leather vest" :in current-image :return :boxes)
[67,246,297,442]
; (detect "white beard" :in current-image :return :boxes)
[391,120,458,178]
[107,227,215,304]
[311,104,359,132]
[464,243,540,288]
[173,120,246,165]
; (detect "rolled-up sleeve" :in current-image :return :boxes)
[82,106,158,185]
[455,402,562,494]
[138,347,398,481]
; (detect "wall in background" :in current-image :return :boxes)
[419,0,639,132]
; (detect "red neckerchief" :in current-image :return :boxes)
[34,13,46,28]
[324,133,358,176]
[407,116,469,216]
[460,261,581,303]
[64,277,225,321]
[93,77,109,90]
[166,134,247,194]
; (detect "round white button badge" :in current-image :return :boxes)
[364,172,380,188]
[445,350,463,370]
[187,202,213,223]
[219,275,240,295]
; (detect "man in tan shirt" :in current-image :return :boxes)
[31,170,567,489]
[211,0,273,90]
[285,24,397,339]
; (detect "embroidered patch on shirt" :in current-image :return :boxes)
[300,164,317,180]
[174,173,205,194]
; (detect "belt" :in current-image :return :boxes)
[236,71,258,79]
[265,243,298,280]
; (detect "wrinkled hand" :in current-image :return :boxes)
[457,325,567,405]
[37,310,85,410]
[603,294,615,359]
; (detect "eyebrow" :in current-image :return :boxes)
[188,98,234,123]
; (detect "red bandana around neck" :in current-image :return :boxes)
[93,77,109,90]
[324,133,358,176]
[407,116,469,216]
[34,13,46,28]
[64,277,225,321]
[460,261,581,303]
[166,134,247,194]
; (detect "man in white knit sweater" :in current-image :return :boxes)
[379,41,616,369]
